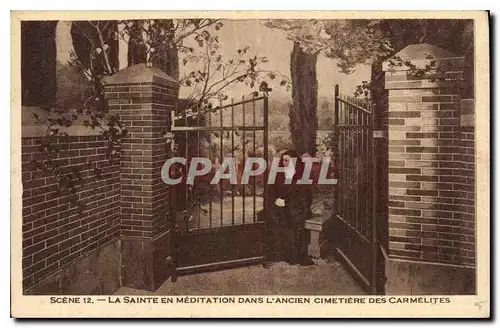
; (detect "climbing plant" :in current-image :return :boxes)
[30,20,126,213]
[353,53,466,101]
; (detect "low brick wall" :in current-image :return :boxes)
[21,64,180,294]
[22,135,121,292]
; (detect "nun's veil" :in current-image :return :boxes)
[277,149,305,178]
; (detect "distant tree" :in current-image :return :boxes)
[70,21,120,111]
[55,61,94,110]
[358,19,474,125]
[267,100,291,131]
[28,21,126,212]
[119,19,220,80]
[317,97,334,130]
[265,19,391,155]
[21,21,58,107]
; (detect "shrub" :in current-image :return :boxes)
[55,61,93,110]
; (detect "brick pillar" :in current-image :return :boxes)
[103,64,179,291]
[458,99,476,263]
[382,44,476,265]
[382,44,475,294]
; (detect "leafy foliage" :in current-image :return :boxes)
[55,61,94,110]
[265,19,393,74]
[385,54,465,83]
[119,19,290,118]
[178,35,290,117]
[264,19,392,155]
[353,19,472,100]
[120,19,219,63]
[321,20,393,74]
[353,53,466,100]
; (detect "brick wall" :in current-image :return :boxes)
[21,64,180,293]
[384,48,475,268]
[22,135,121,291]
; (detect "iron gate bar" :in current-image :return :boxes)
[355,105,360,234]
[172,96,266,121]
[349,104,353,230]
[339,98,372,115]
[347,102,352,228]
[171,126,266,132]
[263,96,269,221]
[184,106,189,227]
[175,256,263,276]
[333,84,339,215]
[231,98,235,226]
[197,107,201,230]
[361,112,365,234]
[334,125,368,128]
[220,100,224,228]
[344,100,347,226]
[344,100,348,224]
[171,95,269,277]
[208,109,213,228]
[335,89,376,234]
[242,95,246,225]
[370,98,378,294]
[333,84,382,294]
[252,96,257,223]
[173,96,270,230]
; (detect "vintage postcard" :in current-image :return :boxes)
[11,10,490,318]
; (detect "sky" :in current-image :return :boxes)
[55,20,372,101]
[198,20,371,100]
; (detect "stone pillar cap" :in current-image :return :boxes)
[382,43,463,72]
[102,63,180,86]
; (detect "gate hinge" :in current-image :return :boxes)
[163,132,175,140]
[373,130,387,139]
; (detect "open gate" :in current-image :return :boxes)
[169,95,269,281]
[332,85,386,294]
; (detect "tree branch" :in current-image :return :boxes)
[198,43,212,105]
[205,73,249,99]
[93,23,113,74]
[173,19,218,46]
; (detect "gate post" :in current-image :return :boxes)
[371,59,389,295]
[103,64,180,291]
[383,44,475,294]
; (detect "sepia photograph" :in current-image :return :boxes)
[10,10,490,318]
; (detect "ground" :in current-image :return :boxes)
[115,258,366,295]
[127,186,352,296]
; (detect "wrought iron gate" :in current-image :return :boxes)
[169,95,269,280]
[332,85,385,294]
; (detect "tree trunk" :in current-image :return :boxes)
[152,45,180,81]
[370,57,389,252]
[462,20,474,99]
[289,42,318,156]
[127,36,147,66]
[71,21,119,74]
[152,20,179,80]
[21,21,58,108]
[370,57,388,130]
